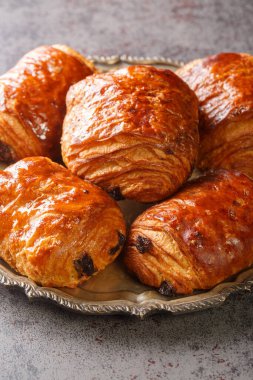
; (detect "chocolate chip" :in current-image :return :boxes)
[109,245,119,255]
[74,253,96,277]
[135,235,152,253]
[165,148,174,155]
[109,231,126,255]
[108,187,125,201]
[158,280,176,296]
[0,141,13,163]
[118,231,126,246]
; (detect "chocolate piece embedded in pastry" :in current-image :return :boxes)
[62,65,199,203]
[0,157,126,287]
[124,170,253,295]
[177,53,253,177]
[0,45,95,163]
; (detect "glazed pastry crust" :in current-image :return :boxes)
[0,45,94,163]
[177,53,253,177]
[52,44,96,73]
[124,170,253,294]
[0,157,126,287]
[62,65,199,203]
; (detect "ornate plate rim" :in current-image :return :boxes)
[1,55,252,319]
[1,261,253,319]
[86,54,185,67]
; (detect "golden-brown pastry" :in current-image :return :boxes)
[177,53,253,177]
[124,170,253,295]
[62,65,199,203]
[0,157,126,287]
[0,45,95,163]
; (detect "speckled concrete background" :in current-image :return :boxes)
[0,1,252,379]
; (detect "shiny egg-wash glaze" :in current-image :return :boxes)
[62,65,199,203]
[124,170,253,295]
[0,45,94,163]
[0,157,126,288]
[177,53,253,177]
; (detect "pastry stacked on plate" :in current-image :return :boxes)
[0,46,253,295]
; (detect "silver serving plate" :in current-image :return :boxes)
[0,56,252,318]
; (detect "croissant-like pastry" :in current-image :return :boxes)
[177,53,253,177]
[62,65,199,203]
[124,170,253,295]
[0,157,126,287]
[0,45,95,163]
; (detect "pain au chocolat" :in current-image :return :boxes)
[0,157,126,287]
[62,65,199,203]
[0,45,95,163]
[124,170,253,295]
[177,53,253,177]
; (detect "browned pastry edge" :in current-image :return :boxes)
[0,45,94,163]
[62,65,199,202]
[53,44,97,72]
[124,169,253,295]
[176,53,253,177]
[0,156,126,288]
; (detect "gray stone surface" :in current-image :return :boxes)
[1,286,253,380]
[0,0,252,72]
[0,0,252,379]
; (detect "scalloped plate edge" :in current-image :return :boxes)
[1,55,253,318]
[1,263,253,319]
[86,54,185,67]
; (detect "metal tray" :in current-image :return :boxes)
[0,56,252,319]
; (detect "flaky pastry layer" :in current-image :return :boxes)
[177,53,253,177]
[125,170,253,294]
[0,157,126,287]
[0,45,94,163]
[62,65,199,202]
